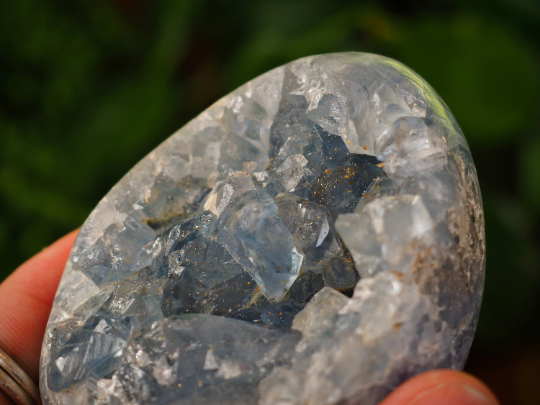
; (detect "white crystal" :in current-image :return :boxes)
[336,194,435,277]
[153,356,175,386]
[216,360,242,380]
[203,350,219,371]
[276,154,309,191]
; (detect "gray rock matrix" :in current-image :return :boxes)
[40,53,485,405]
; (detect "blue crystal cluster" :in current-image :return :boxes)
[41,53,485,405]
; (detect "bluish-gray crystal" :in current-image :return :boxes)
[114,315,300,405]
[49,312,138,391]
[215,189,303,302]
[41,53,485,405]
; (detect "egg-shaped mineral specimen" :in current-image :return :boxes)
[40,53,485,405]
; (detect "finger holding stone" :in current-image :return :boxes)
[380,369,499,405]
[0,230,78,382]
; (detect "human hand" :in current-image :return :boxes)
[0,231,499,405]
[380,369,499,405]
[0,230,77,405]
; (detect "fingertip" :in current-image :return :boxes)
[380,369,499,405]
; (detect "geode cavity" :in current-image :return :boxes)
[40,53,485,405]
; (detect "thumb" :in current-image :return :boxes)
[380,369,499,405]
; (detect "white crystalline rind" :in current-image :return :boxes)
[159,155,191,182]
[53,267,100,315]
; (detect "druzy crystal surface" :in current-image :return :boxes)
[40,53,485,405]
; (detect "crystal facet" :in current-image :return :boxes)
[41,53,485,405]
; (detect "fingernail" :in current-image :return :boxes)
[408,382,495,405]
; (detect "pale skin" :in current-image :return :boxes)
[0,231,499,405]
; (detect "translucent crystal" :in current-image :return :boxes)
[48,312,138,392]
[112,316,300,404]
[215,189,303,302]
[335,194,435,277]
[41,53,485,405]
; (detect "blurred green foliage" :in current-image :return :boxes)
[1,0,540,358]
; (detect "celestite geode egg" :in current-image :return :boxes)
[40,53,485,405]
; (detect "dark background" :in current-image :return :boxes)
[1,0,539,403]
